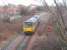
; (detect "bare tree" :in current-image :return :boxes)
[53,0,67,48]
[42,0,50,12]
[54,0,65,26]
[63,0,67,8]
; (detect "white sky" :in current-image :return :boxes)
[0,0,63,6]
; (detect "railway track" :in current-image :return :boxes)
[16,35,31,50]
[0,33,32,50]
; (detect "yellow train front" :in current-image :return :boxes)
[22,15,40,35]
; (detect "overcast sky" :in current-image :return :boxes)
[0,0,63,6]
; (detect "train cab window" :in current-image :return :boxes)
[24,22,32,27]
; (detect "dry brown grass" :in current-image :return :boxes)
[0,15,32,43]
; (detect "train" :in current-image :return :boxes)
[22,15,40,35]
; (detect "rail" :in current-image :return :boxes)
[16,36,31,50]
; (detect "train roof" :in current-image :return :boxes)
[24,15,40,23]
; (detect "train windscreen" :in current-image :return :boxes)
[24,22,32,27]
